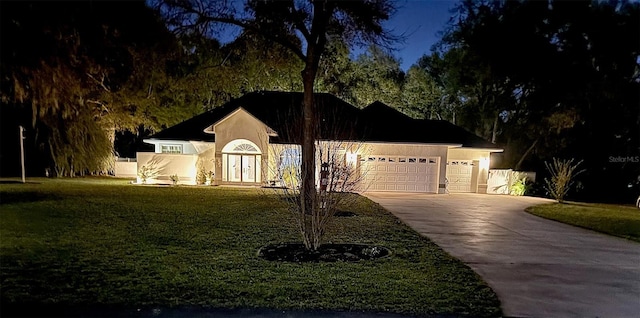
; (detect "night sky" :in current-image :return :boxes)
[384,0,456,70]
[216,0,458,71]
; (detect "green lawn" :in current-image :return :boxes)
[526,201,640,242]
[0,178,501,317]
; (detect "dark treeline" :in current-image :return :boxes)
[1,0,637,202]
[425,0,639,202]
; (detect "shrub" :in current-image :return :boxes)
[196,162,207,185]
[138,165,158,184]
[510,177,527,196]
[205,171,214,185]
[544,158,584,203]
[170,174,179,185]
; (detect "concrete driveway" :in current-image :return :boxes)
[364,192,640,318]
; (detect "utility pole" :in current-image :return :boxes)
[19,126,25,183]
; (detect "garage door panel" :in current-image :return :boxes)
[446,160,472,193]
[362,155,439,193]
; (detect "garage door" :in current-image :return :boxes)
[446,160,472,192]
[361,155,439,193]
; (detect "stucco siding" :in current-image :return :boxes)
[213,108,270,185]
[447,148,491,193]
[197,146,216,182]
[137,152,198,184]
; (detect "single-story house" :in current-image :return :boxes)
[136,91,502,193]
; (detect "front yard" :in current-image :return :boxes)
[526,202,640,242]
[0,178,501,317]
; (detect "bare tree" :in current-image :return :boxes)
[268,133,369,250]
[158,0,395,250]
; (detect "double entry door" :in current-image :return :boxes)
[227,154,259,183]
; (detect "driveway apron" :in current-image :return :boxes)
[364,192,640,318]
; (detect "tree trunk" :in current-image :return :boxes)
[298,2,332,251]
[300,68,316,242]
[491,112,499,144]
[515,138,538,171]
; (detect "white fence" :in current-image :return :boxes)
[135,152,198,185]
[114,157,137,178]
[487,169,536,195]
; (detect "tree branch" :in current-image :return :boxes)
[290,5,311,42]
[202,15,307,61]
[164,0,307,61]
[86,73,111,93]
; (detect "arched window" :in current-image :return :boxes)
[222,139,261,183]
[233,143,258,152]
[221,139,261,154]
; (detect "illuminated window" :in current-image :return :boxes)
[161,144,182,154]
[233,143,258,152]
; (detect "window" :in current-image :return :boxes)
[408,158,416,163]
[399,157,406,163]
[378,157,386,162]
[368,157,376,162]
[419,158,427,163]
[429,159,437,164]
[388,157,396,162]
[233,143,258,152]
[161,144,182,154]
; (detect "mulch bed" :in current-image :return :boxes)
[258,243,390,262]
[333,210,357,217]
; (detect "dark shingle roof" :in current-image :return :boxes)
[148,91,500,150]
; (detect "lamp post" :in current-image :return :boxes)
[19,126,25,183]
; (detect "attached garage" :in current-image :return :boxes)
[446,160,473,192]
[140,92,502,192]
[361,155,440,193]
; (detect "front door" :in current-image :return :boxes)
[227,154,258,183]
